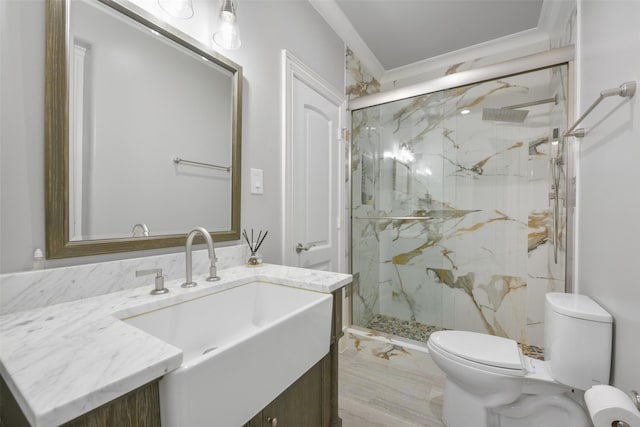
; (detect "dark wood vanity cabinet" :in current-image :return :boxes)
[0,288,344,427]
[244,288,343,427]
[62,381,162,427]
[0,377,161,427]
[244,354,330,427]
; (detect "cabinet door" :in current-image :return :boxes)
[1,376,161,427]
[259,355,330,427]
[244,412,264,427]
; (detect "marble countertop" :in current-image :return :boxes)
[0,263,352,427]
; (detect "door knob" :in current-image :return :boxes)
[295,243,315,253]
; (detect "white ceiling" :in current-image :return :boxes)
[310,0,558,81]
[335,0,544,70]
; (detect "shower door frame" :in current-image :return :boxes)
[346,46,577,328]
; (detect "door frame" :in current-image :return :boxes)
[281,50,346,272]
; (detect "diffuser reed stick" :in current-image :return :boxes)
[243,228,267,265]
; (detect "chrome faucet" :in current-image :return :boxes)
[136,268,168,295]
[182,227,220,288]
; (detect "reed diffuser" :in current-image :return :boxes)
[243,228,267,266]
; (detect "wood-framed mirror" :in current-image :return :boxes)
[45,0,242,259]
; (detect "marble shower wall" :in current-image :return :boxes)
[346,47,380,101]
[351,65,568,347]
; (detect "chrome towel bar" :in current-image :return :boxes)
[565,81,636,138]
[174,157,231,172]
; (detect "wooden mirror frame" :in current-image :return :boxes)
[45,0,242,259]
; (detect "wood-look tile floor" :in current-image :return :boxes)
[339,331,446,427]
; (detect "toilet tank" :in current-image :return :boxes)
[544,292,612,391]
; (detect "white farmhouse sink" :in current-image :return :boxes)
[123,281,333,427]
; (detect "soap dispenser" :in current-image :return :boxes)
[32,248,45,270]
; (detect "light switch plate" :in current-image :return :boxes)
[250,168,264,195]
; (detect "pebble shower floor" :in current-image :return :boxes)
[365,314,545,360]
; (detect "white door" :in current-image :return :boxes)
[283,51,345,272]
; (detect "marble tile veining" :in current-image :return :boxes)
[350,64,569,348]
[346,47,380,101]
[365,314,544,361]
[0,244,248,315]
[0,263,351,427]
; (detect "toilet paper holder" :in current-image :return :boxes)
[632,390,640,411]
[614,390,640,427]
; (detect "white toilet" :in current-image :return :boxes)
[427,292,613,427]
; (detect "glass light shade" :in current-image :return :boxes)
[213,0,241,49]
[158,0,194,19]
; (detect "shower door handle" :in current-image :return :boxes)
[550,158,561,264]
[295,243,315,253]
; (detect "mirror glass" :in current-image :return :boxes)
[46,0,242,258]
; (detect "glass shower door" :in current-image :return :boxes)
[350,64,568,350]
[351,90,449,340]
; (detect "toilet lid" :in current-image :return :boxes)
[430,330,523,371]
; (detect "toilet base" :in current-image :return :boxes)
[494,392,590,427]
[441,381,497,427]
[442,381,590,427]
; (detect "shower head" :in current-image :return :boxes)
[482,108,529,123]
[482,94,558,123]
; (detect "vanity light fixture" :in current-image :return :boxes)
[213,0,241,50]
[158,0,194,19]
[460,109,471,115]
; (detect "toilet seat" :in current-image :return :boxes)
[428,331,526,377]
[427,293,612,427]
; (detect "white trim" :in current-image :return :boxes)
[381,28,549,86]
[283,50,344,106]
[70,42,89,241]
[565,60,578,293]
[572,0,582,293]
[538,0,576,38]
[338,102,347,274]
[311,0,559,85]
[349,45,575,111]
[310,0,577,86]
[281,50,346,271]
[307,0,384,80]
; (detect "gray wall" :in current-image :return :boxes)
[0,0,345,273]
[577,0,640,391]
[1,0,47,273]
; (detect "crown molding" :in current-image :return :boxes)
[350,45,575,111]
[381,28,550,85]
[307,0,385,80]
[538,0,576,36]
[309,0,569,86]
